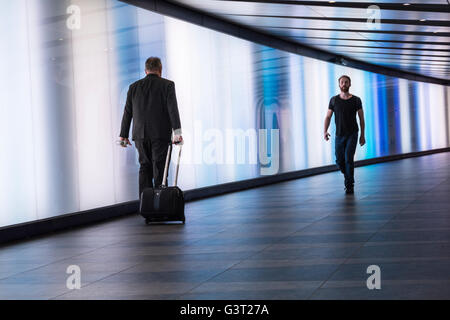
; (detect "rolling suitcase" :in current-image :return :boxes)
[139,142,185,225]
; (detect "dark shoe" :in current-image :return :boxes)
[345,186,354,194]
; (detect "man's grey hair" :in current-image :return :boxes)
[145,57,162,72]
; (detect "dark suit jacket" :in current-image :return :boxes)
[120,74,182,141]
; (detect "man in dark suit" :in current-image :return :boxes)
[119,57,183,198]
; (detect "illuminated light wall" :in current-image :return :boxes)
[288,55,308,170]
[164,16,257,190]
[0,0,37,226]
[0,0,449,227]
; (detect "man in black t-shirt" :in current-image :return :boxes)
[324,75,366,194]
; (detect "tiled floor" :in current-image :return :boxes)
[1,152,449,300]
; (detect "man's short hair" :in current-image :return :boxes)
[338,75,351,84]
[145,57,162,72]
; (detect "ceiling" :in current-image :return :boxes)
[167,0,450,82]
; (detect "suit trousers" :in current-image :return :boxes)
[134,139,171,198]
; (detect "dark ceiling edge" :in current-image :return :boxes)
[215,0,450,13]
[119,0,450,86]
[224,14,450,27]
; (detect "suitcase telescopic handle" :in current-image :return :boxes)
[162,142,182,187]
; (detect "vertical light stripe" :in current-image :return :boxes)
[349,67,365,160]
[447,86,450,145]
[398,78,411,153]
[0,0,37,227]
[27,0,55,219]
[303,58,324,168]
[416,82,428,151]
[71,0,115,209]
[289,54,307,169]
[319,61,332,165]
[430,84,445,149]
[371,73,381,156]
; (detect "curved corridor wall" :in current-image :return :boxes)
[0,0,449,227]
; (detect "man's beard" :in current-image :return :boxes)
[340,86,349,92]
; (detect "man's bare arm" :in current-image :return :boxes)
[357,108,365,146]
[324,109,333,141]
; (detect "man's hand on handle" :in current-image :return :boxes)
[173,135,183,145]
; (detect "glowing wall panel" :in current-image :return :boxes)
[0,0,37,227]
[0,0,449,227]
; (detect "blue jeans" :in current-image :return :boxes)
[335,132,358,188]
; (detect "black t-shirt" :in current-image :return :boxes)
[328,94,362,136]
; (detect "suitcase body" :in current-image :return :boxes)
[140,186,185,224]
[139,141,185,224]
